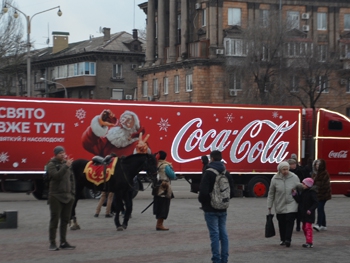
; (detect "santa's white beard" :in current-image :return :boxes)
[106,126,138,148]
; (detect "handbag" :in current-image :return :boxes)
[265,213,276,238]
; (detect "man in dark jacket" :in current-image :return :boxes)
[198,150,234,263]
[47,146,76,251]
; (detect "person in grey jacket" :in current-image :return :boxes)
[267,161,300,247]
[47,146,76,251]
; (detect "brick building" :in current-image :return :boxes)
[137,0,350,115]
[5,28,145,100]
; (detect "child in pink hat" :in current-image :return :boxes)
[292,177,318,248]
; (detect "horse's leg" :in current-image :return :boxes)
[122,188,133,229]
[69,197,81,230]
[70,177,84,230]
[113,192,123,231]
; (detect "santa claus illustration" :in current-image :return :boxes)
[82,109,150,157]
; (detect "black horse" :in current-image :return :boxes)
[69,153,158,230]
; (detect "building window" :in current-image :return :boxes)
[317,13,327,30]
[318,45,328,62]
[345,78,350,93]
[290,76,299,92]
[346,107,350,117]
[228,8,241,26]
[229,72,242,90]
[163,77,169,95]
[317,76,329,93]
[174,75,179,93]
[202,9,206,27]
[224,38,247,56]
[287,11,300,29]
[153,79,158,96]
[113,64,122,79]
[340,43,350,59]
[111,88,123,100]
[345,14,350,30]
[186,74,193,92]
[284,42,313,58]
[142,81,148,97]
[259,9,269,28]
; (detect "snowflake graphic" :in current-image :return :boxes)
[157,118,171,132]
[0,152,9,163]
[76,108,86,120]
[272,111,279,118]
[225,113,234,122]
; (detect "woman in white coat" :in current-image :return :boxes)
[267,161,300,247]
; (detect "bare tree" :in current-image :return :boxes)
[282,40,341,109]
[0,0,26,96]
[227,9,290,105]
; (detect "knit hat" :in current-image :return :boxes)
[53,146,65,155]
[277,161,290,171]
[291,153,297,161]
[287,158,296,165]
[156,150,167,160]
[303,177,314,188]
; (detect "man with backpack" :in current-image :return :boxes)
[198,150,234,263]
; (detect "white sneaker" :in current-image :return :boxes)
[313,224,320,232]
[319,226,327,231]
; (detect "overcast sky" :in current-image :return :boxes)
[4,0,147,49]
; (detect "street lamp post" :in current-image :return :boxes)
[40,78,67,98]
[2,2,62,97]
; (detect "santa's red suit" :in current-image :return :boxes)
[82,115,147,157]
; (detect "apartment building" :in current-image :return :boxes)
[4,28,145,100]
[137,0,350,115]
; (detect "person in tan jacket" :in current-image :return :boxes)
[267,161,300,248]
[152,151,176,231]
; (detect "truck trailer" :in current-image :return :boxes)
[0,97,350,199]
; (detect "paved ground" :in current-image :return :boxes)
[0,181,349,263]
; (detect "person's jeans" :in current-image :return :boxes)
[316,200,327,227]
[204,212,229,263]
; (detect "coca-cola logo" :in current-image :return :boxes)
[171,118,296,164]
[328,150,348,158]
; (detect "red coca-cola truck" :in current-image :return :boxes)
[0,96,349,199]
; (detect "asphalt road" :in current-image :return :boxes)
[0,180,349,263]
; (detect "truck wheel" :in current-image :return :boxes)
[83,188,102,199]
[247,177,269,197]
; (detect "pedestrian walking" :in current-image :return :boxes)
[267,161,299,248]
[312,159,331,231]
[292,178,318,248]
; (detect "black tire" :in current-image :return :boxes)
[247,177,270,197]
[83,187,102,199]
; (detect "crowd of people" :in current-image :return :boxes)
[267,154,332,249]
[46,142,331,261]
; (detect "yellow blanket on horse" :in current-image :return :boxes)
[83,157,118,186]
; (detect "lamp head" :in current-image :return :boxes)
[57,9,62,17]
[2,5,8,13]
[40,78,45,81]
[14,11,19,18]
